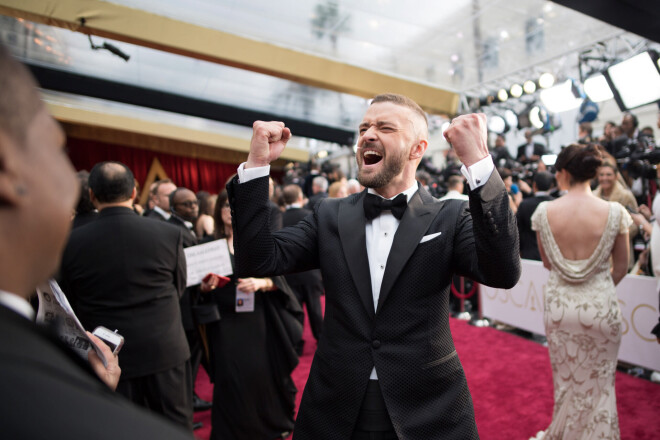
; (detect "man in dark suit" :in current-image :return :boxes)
[0,43,192,439]
[145,178,177,221]
[517,129,546,164]
[268,176,284,231]
[304,175,329,211]
[517,171,555,260]
[60,161,193,430]
[167,187,213,416]
[282,184,324,351]
[228,93,520,439]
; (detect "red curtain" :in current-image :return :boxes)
[67,138,239,194]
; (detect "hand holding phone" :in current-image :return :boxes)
[92,326,124,355]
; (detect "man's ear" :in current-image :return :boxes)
[0,132,25,207]
[131,187,137,201]
[89,188,101,209]
[410,139,428,160]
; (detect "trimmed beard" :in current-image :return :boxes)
[357,147,407,189]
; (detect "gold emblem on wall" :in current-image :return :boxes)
[139,157,169,206]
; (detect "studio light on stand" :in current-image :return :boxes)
[523,80,537,94]
[504,109,518,130]
[510,84,523,98]
[583,74,614,102]
[529,105,547,129]
[604,50,660,111]
[540,79,583,113]
[487,114,507,134]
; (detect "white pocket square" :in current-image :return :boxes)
[420,232,442,243]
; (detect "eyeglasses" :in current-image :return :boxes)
[175,200,198,208]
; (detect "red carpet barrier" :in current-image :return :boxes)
[481,259,660,371]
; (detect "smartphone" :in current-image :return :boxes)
[92,326,125,355]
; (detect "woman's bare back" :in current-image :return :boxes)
[545,194,611,261]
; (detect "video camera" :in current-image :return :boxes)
[613,133,658,180]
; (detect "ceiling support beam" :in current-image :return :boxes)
[0,0,459,115]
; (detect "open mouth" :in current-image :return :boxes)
[363,150,383,165]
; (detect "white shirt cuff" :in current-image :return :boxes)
[237,162,270,183]
[461,155,494,190]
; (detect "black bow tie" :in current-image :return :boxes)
[363,193,408,221]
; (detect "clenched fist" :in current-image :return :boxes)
[443,113,489,168]
[246,121,292,169]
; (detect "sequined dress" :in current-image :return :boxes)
[530,201,632,440]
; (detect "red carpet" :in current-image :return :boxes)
[193,298,660,439]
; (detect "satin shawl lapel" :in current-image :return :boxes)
[338,191,375,318]
[376,186,443,312]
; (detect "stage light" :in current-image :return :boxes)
[583,74,613,102]
[523,80,537,94]
[510,84,523,98]
[497,89,508,102]
[540,79,583,113]
[488,115,506,134]
[605,50,660,111]
[529,106,546,129]
[538,73,555,89]
[504,109,518,128]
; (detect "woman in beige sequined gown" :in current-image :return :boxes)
[530,144,631,440]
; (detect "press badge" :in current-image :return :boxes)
[235,287,255,313]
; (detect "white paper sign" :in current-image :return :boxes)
[184,239,233,287]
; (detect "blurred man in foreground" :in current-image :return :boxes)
[0,44,193,439]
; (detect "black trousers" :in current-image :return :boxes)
[116,360,193,431]
[351,380,398,440]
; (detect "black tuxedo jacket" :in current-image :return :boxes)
[145,209,167,221]
[168,215,199,330]
[0,304,193,439]
[516,194,553,260]
[60,207,189,379]
[282,207,323,286]
[228,172,520,440]
[516,143,546,162]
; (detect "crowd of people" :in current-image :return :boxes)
[1,38,658,440]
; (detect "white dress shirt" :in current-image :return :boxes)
[237,155,495,380]
[0,290,35,320]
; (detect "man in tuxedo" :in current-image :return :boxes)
[0,43,192,439]
[517,130,546,164]
[228,93,520,439]
[516,171,555,260]
[145,178,177,221]
[60,161,193,430]
[167,187,213,416]
[282,184,324,351]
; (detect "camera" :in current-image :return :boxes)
[613,133,659,180]
[92,326,124,355]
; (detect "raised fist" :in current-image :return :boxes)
[246,121,292,169]
[443,113,489,168]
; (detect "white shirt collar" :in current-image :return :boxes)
[0,290,35,320]
[367,182,418,203]
[153,206,171,220]
[286,203,303,209]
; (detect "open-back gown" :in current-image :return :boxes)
[530,201,632,440]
